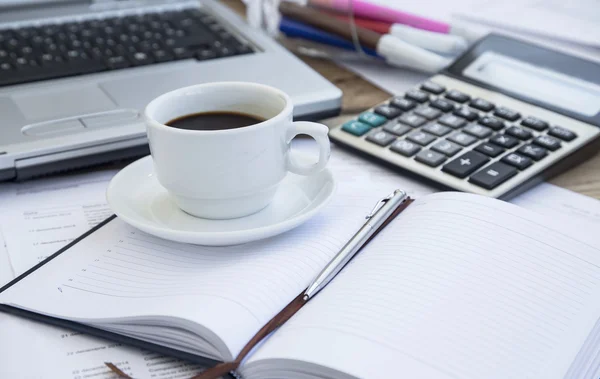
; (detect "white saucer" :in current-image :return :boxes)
[106,155,336,246]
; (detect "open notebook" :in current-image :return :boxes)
[1,191,600,379]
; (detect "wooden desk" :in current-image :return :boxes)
[230,0,600,198]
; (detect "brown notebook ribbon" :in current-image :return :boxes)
[106,198,414,379]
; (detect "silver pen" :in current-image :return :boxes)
[303,189,409,300]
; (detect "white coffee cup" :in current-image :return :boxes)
[144,82,331,219]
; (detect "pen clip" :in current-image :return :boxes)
[365,191,397,219]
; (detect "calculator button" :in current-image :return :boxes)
[430,98,455,112]
[374,105,402,119]
[533,135,561,151]
[431,140,462,157]
[469,162,517,189]
[501,152,532,170]
[366,130,396,147]
[474,142,504,157]
[438,114,467,129]
[445,89,470,103]
[390,97,417,111]
[398,113,427,128]
[517,144,548,160]
[423,123,451,136]
[383,121,412,136]
[415,107,442,120]
[341,120,371,136]
[478,116,505,131]
[464,124,492,139]
[406,130,437,146]
[442,151,490,178]
[453,107,479,122]
[493,107,521,121]
[489,134,519,149]
[521,116,549,131]
[420,81,445,94]
[415,150,447,167]
[390,140,420,157]
[358,112,387,127]
[548,126,577,141]
[505,126,532,140]
[405,89,429,103]
[448,132,477,147]
[469,98,495,112]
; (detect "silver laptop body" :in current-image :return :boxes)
[0,0,342,181]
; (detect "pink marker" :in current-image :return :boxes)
[309,0,477,39]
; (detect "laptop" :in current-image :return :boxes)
[0,0,342,181]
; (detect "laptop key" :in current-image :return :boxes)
[196,48,217,60]
[152,50,174,62]
[469,162,518,189]
[128,51,154,65]
[106,55,130,69]
[442,151,490,178]
[172,47,195,59]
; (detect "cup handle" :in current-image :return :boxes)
[286,121,331,176]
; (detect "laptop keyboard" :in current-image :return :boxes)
[0,8,254,87]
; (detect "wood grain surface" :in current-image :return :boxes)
[221,0,600,199]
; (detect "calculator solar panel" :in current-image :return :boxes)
[329,36,600,200]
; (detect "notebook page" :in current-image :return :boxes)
[0,169,116,275]
[0,176,406,360]
[245,192,600,379]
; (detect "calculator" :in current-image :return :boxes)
[329,35,600,199]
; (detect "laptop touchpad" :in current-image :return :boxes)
[12,86,117,122]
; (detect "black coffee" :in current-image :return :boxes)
[166,111,264,131]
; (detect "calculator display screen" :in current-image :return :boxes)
[463,52,600,117]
